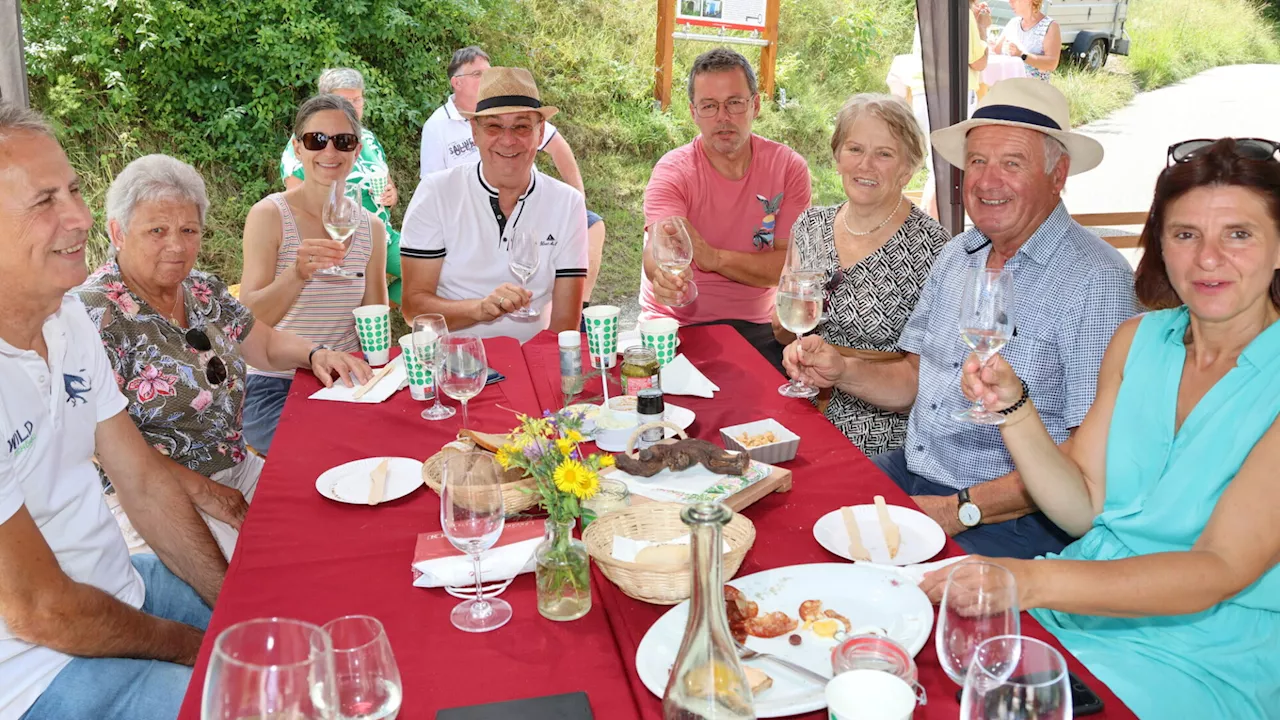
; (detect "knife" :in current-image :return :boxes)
[874,495,901,559]
[368,458,389,505]
[352,362,397,400]
[841,506,871,561]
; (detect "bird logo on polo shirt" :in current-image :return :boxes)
[64,372,91,407]
[752,192,784,250]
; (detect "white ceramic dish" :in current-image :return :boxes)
[589,402,696,452]
[720,418,801,465]
[812,504,947,566]
[635,563,934,717]
[315,457,424,505]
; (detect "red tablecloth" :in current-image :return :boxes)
[520,325,1136,720]
[178,338,645,720]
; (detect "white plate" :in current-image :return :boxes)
[315,457,424,505]
[812,505,947,566]
[617,329,682,353]
[576,402,696,440]
[635,563,934,717]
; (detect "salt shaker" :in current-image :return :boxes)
[636,388,665,450]
[559,330,584,399]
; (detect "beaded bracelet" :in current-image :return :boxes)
[997,377,1031,416]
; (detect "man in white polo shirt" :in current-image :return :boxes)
[0,104,227,720]
[401,67,588,343]
[421,47,608,310]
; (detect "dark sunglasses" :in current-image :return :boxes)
[1167,137,1280,166]
[185,328,228,387]
[300,131,360,153]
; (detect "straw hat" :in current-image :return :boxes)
[931,77,1103,176]
[459,67,559,121]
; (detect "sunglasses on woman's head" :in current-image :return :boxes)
[1167,138,1280,166]
[185,327,228,386]
[300,131,360,152]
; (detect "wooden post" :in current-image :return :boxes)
[654,0,676,110]
[757,0,780,101]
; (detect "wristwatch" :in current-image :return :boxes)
[957,488,983,528]
[1020,53,1028,61]
[308,344,329,366]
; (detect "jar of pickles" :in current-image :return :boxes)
[620,346,660,396]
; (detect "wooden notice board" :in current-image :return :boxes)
[654,0,779,110]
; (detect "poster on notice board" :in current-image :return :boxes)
[676,0,767,31]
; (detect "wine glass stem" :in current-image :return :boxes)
[470,550,490,616]
[432,371,444,410]
[461,400,469,428]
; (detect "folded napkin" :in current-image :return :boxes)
[611,533,730,563]
[856,554,969,585]
[659,354,719,398]
[309,355,408,404]
[412,519,544,588]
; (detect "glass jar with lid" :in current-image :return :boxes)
[830,633,926,706]
[621,346,660,396]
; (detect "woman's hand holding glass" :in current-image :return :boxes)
[960,351,1026,414]
[294,236,348,281]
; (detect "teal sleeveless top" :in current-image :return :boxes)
[1031,308,1280,718]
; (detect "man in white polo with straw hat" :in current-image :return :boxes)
[784,78,1138,559]
[400,67,588,343]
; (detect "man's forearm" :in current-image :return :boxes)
[401,291,483,332]
[703,246,785,288]
[968,470,1037,524]
[833,356,919,414]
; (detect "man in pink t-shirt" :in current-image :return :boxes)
[640,48,811,369]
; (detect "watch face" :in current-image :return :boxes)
[959,503,982,527]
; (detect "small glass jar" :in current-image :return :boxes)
[831,634,926,705]
[582,478,631,525]
[620,346,660,396]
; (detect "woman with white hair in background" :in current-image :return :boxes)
[77,154,370,559]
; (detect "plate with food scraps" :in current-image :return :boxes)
[315,457,424,505]
[565,399,695,439]
[635,563,934,717]
[812,503,947,566]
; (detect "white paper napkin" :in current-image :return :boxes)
[659,354,720,398]
[856,554,969,585]
[611,533,731,563]
[411,537,541,588]
[309,355,408,404]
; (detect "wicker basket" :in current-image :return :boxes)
[421,438,540,515]
[583,502,756,605]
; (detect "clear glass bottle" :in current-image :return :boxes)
[662,503,755,720]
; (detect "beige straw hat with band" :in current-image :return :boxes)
[931,77,1104,176]
[459,67,559,121]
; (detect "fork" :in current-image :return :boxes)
[734,640,829,685]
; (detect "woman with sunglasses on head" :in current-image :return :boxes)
[239,94,386,455]
[77,154,370,559]
[920,138,1280,718]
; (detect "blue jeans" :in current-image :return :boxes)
[22,555,212,720]
[586,208,603,228]
[243,374,291,454]
[871,449,1073,560]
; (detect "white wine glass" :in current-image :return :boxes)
[507,230,540,318]
[202,617,338,719]
[954,266,1015,424]
[411,313,455,421]
[319,181,361,278]
[936,560,1021,685]
[440,334,488,429]
[322,615,402,720]
[776,273,824,399]
[782,239,829,324]
[961,635,1072,720]
[440,452,511,633]
[651,217,698,307]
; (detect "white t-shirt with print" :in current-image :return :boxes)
[419,95,559,179]
[400,162,588,344]
[0,295,144,719]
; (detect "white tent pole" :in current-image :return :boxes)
[0,0,29,107]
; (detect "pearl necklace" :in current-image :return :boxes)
[842,195,904,237]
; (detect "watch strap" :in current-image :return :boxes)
[958,488,972,505]
[308,344,329,366]
[1021,53,1028,61]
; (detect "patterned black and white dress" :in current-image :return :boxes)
[790,204,951,456]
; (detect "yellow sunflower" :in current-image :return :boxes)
[555,438,575,456]
[554,459,600,500]
[564,429,585,444]
[495,445,518,470]
[599,454,616,468]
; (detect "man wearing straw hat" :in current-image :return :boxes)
[400,67,588,343]
[785,79,1138,559]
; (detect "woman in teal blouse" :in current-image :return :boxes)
[925,137,1280,718]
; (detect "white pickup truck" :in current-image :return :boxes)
[987,0,1131,71]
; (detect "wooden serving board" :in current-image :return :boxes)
[600,461,792,513]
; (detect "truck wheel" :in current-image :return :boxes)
[1084,38,1109,71]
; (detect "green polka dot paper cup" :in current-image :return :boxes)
[398,334,433,401]
[640,318,680,366]
[582,305,620,369]
[352,304,392,366]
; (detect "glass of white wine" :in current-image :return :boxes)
[412,313,455,421]
[651,217,698,307]
[954,267,1015,425]
[776,273,824,399]
[440,334,488,429]
[319,181,361,278]
[322,615,402,720]
[201,617,337,720]
[507,230,540,318]
[441,452,511,633]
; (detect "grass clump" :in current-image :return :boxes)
[1126,0,1280,90]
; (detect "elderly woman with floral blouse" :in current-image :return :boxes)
[77,154,370,559]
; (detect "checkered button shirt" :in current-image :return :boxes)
[898,202,1139,490]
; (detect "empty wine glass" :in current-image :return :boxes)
[937,560,1021,685]
[319,181,361,278]
[440,452,511,633]
[411,313,455,421]
[954,267,1015,425]
[323,615,402,720]
[651,217,699,307]
[202,617,338,720]
[961,635,1072,720]
[440,334,488,429]
[507,230,540,318]
[776,273,824,399]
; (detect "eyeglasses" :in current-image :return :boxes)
[185,327,228,386]
[1167,138,1279,166]
[452,70,485,80]
[299,132,360,153]
[693,95,755,118]
[476,121,536,139]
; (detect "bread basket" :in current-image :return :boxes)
[422,436,540,515]
[582,501,756,605]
